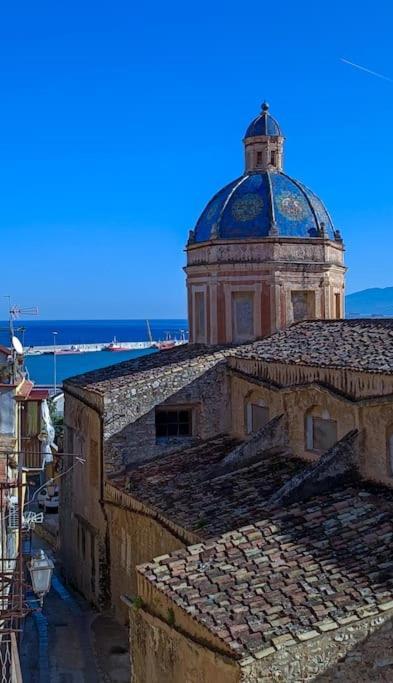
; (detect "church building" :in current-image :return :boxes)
[60,102,393,683]
[186,103,345,344]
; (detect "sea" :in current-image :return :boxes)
[0,319,188,386]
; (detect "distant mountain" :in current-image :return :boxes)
[346,287,393,317]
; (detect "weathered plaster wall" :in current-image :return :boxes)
[132,571,393,683]
[60,389,108,608]
[105,493,193,622]
[130,572,240,683]
[130,607,240,683]
[359,401,393,486]
[230,371,393,485]
[105,363,231,474]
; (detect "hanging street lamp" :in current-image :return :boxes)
[28,550,54,606]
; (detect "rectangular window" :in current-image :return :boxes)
[270,151,276,165]
[291,291,315,322]
[194,291,206,342]
[155,408,192,438]
[251,404,269,432]
[232,292,254,342]
[256,151,263,166]
[312,417,337,452]
[247,403,269,434]
[335,293,341,319]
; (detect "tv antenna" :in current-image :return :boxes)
[4,298,38,339]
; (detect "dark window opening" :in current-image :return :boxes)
[251,404,269,433]
[256,151,263,166]
[156,409,192,438]
[312,417,337,452]
[270,151,276,165]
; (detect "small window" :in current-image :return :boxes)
[156,409,192,438]
[270,151,276,165]
[306,415,337,452]
[256,151,263,166]
[246,403,269,434]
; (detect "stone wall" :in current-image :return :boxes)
[240,609,393,682]
[104,362,231,474]
[59,389,108,608]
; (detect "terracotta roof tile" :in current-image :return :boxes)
[121,437,305,536]
[233,319,393,374]
[138,485,393,661]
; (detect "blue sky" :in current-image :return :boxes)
[1,0,393,319]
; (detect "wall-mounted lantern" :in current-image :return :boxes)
[28,550,54,606]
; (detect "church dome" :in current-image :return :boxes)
[194,171,335,242]
[245,101,282,137]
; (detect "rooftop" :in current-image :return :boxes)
[64,343,232,395]
[120,436,305,537]
[64,319,393,397]
[138,483,393,662]
[234,319,393,374]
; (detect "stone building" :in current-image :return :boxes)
[60,103,393,681]
[185,103,345,344]
[61,320,393,681]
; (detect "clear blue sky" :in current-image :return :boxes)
[1,0,393,319]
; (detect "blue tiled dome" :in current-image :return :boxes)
[194,171,335,242]
[245,101,282,138]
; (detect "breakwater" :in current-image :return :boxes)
[26,341,154,355]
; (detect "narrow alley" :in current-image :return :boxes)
[20,538,130,683]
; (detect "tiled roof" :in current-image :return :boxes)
[65,320,393,397]
[64,343,233,394]
[138,485,393,661]
[234,319,393,374]
[121,437,305,537]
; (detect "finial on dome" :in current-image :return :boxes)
[261,101,269,112]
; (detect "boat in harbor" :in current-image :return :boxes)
[102,337,129,352]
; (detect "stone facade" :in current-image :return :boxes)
[186,238,345,344]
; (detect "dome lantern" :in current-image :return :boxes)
[244,102,284,173]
